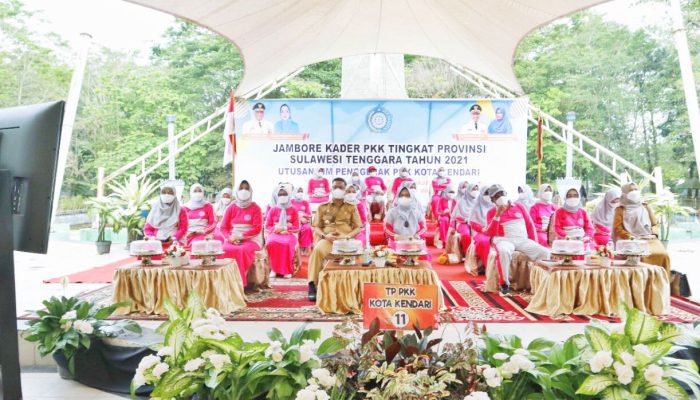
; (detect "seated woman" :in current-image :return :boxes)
[144,184,188,246]
[345,184,368,246]
[390,166,413,204]
[470,186,494,267]
[516,185,536,212]
[213,188,233,223]
[308,167,330,204]
[291,187,313,255]
[265,185,300,278]
[436,184,457,249]
[384,184,426,248]
[219,180,263,286]
[430,167,451,220]
[613,182,670,275]
[365,166,387,221]
[183,183,217,246]
[591,187,621,246]
[553,187,595,250]
[529,184,557,247]
[451,182,478,255]
[350,171,366,202]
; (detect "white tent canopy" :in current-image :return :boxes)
[127,0,607,96]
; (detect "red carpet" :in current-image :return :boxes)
[53,246,700,324]
[44,257,137,284]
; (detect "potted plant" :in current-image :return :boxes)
[646,189,694,248]
[22,296,141,378]
[370,245,395,268]
[596,244,614,267]
[85,196,121,254]
[109,177,159,246]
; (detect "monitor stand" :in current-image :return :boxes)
[0,170,22,399]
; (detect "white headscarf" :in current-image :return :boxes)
[536,184,553,203]
[453,182,478,220]
[517,185,536,211]
[214,188,232,217]
[271,184,293,230]
[591,187,621,229]
[184,183,207,210]
[344,184,361,205]
[386,185,424,237]
[441,184,457,200]
[235,180,253,209]
[561,187,582,213]
[470,185,494,226]
[620,183,652,237]
[146,185,181,240]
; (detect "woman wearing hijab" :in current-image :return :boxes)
[391,166,413,198]
[469,186,495,267]
[183,183,217,246]
[516,185,536,212]
[213,188,233,223]
[308,167,330,204]
[553,187,595,250]
[452,182,479,254]
[384,185,426,248]
[291,186,313,255]
[591,188,621,246]
[220,180,263,285]
[529,184,558,246]
[144,184,188,245]
[613,183,670,274]
[487,107,512,134]
[436,184,458,248]
[345,184,368,246]
[265,185,300,278]
[350,171,366,202]
[430,166,451,220]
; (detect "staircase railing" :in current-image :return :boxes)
[448,62,664,192]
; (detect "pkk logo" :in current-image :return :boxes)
[366,106,392,133]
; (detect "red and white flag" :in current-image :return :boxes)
[222,90,236,166]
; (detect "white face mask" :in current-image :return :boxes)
[237,189,251,201]
[438,170,446,177]
[221,198,232,205]
[400,171,408,178]
[447,192,456,200]
[191,192,204,202]
[294,192,304,200]
[470,190,479,198]
[315,171,323,178]
[397,197,411,207]
[370,172,377,177]
[518,193,527,200]
[483,195,491,203]
[626,190,642,204]
[541,192,553,202]
[344,193,356,202]
[277,195,289,204]
[332,188,345,199]
[160,194,175,204]
[495,196,508,207]
[565,198,580,208]
[352,176,360,182]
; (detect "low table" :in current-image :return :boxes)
[112,258,247,315]
[316,260,445,314]
[526,260,670,317]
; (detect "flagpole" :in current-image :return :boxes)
[230,89,236,190]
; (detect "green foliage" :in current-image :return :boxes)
[109,176,159,242]
[84,196,120,241]
[22,295,140,375]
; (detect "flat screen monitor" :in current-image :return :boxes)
[0,101,64,254]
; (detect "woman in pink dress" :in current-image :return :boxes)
[307,167,330,204]
[345,184,368,246]
[451,182,478,254]
[553,187,595,250]
[591,187,621,246]
[364,165,387,221]
[529,184,557,247]
[213,187,233,223]
[291,187,313,255]
[350,171,366,202]
[183,183,217,246]
[144,184,188,248]
[469,186,494,267]
[390,166,413,202]
[219,180,263,286]
[265,185,300,278]
[436,184,457,248]
[430,166,451,221]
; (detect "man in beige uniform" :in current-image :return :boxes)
[308,177,362,301]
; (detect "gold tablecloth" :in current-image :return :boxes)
[112,259,247,315]
[526,260,670,317]
[316,260,445,314]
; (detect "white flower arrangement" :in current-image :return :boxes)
[156,346,174,357]
[183,357,205,372]
[464,392,490,400]
[72,320,94,335]
[588,350,614,373]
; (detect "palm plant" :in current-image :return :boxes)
[109,177,159,243]
[85,196,120,243]
[646,189,695,242]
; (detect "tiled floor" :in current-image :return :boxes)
[20,372,130,399]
